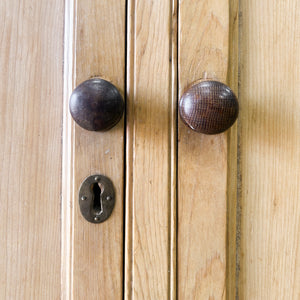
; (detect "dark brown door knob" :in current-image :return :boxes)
[69,78,124,131]
[179,80,239,134]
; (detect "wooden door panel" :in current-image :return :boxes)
[124,0,177,299]
[226,0,239,298]
[238,0,300,298]
[62,0,125,299]
[177,0,234,298]
[0,0,64,298]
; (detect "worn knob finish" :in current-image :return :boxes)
[179,80,239,134]
[69,78,124,131]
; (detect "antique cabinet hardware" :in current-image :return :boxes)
[69,78,124,131]
[78,174,115,223]
[179,80,239,134]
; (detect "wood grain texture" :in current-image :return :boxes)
[62,0,125,299]
[178,0,230,298]
[125,0,177,298]
[226,0,239,298]
[238,0,300,298]
[0,0,64,298]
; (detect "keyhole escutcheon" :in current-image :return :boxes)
[78,174,115,223]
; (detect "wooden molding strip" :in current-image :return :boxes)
[124,0,177,298]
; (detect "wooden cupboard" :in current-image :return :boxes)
[1,0,299,299]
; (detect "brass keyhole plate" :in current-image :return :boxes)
[78,174,115,223]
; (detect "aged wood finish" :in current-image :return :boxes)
[124,0,177,299]
[2,0,300,298]
[179,80,238,134]
[62,0,125,299]
[69,78,124,131]
[238,0,300,298]
[226,0,239,298]
[0,0,64,298]
[177,0,231,298]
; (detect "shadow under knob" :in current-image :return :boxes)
[179,80,239,134]
[69,78,124,131]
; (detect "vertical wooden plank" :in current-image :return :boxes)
[178,0,231,298]
[62,0,125,299]
[0,0,64,298]
[125,0,177,299]
[226,0,239,298]
[238,0,300,298]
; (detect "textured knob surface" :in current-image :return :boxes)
[179,80,239,134]
[69,78,124,131]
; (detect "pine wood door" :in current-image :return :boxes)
[1,0,299,299]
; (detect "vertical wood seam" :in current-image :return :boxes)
[236,1,242,298]
[62,0,76,298]
[226,0,239,298]
[124,0,135,297]
[169,0,178,299]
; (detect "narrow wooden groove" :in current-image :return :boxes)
[235,118,242,300]
[124,0,135,298]
[235,2,242,298]
[122,0,129,297]
[169,0,178,299]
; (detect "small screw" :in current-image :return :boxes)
[81,196,87,201]
[94,216,100,222]
[106,196,112,201]
[94,176,101,182]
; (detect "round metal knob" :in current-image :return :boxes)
[69,78,124,131]
[179,80,239,134]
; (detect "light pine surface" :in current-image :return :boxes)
[238,0,300,298]
[124,0,177,299]
[0,0,64,299]
[226,0,239,299]
[177,0,231,298]
[62,0,125,299]
[1,0,300,299]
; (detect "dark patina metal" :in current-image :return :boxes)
[78,174,115,224]
[179,80,239,134]
[69,78,124,131]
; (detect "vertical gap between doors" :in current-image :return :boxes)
[122,0,128,299]
[169,0,179,299]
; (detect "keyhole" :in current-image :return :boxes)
[92,183,102,214]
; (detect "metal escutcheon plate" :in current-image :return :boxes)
[78,174,115,224]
